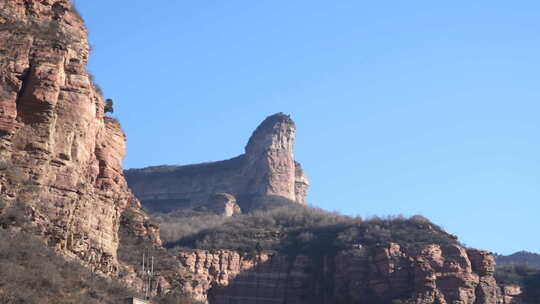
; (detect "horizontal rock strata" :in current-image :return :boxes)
[0,0,159,274]
[175,243,498,304]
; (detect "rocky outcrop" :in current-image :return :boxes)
[125,113,309,212]
[499,284,522,304]
[0,4,508,304]
[0,0,159,274]
[204,193,241,217]
[177,250,311,304]
[294,161,309,205]
[175,244,499,304]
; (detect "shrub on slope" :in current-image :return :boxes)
[495,265,540,303]
[166,204,457,256]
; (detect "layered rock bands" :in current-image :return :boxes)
[0,0,159,274]
[177,243,499,304]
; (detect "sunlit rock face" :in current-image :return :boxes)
[0,4,506,304]
[0,0,159,275]
[500,284,522,304]
[125,113,309,212]
[205,193,241,217]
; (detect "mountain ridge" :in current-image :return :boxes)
[0,1,534,303]
[496,251,540,269]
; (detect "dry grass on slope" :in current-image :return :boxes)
[0,230,134,304]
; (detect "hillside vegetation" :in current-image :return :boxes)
[0,229,134,303]
[495,265,540,303]
[157,201,458,256]
[494,251,540,303]
[495,251,540,269]
[0,228,203,304]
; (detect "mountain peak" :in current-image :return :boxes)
[126,113,308,212]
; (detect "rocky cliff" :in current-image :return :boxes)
[0,0,159,275]
[175,244,499,304]
[0,3,518,304]
[125,113,309,213]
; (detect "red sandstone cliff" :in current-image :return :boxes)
[174,244,499,304]
[125,113,309,212]
[0,0,159,275]
[0,3,517,304]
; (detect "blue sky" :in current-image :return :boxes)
[77,1,540,254]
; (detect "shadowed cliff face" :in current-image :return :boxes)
[0,0,159,275]
[125,113,309,212]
